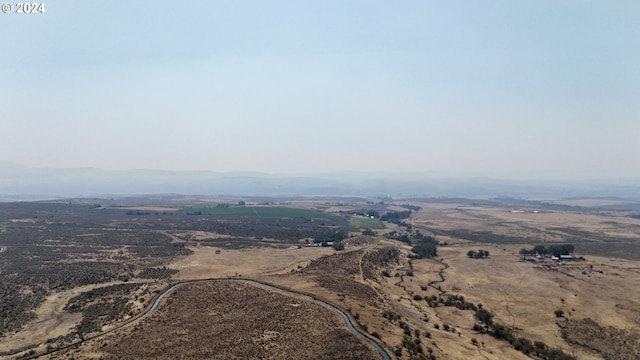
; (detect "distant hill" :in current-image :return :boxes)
[0,162,638,201]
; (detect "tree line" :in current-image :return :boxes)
[467,249,489,258]
[380,210,412,222]
[472,308,576,360]
[519,244,574,256]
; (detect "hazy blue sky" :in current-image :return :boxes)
[1,1,638,179]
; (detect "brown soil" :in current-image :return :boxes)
[44,281,381,360]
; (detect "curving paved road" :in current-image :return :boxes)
[30,278,391,360]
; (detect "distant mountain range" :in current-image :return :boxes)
[0,162,638,201]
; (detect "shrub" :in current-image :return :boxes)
[475,309,494,327]
[394,347,403,356]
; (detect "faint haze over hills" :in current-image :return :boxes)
[1,1,639,181]
[1,162,638,201]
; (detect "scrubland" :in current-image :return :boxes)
[1,198,639,360]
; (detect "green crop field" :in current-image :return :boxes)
[189,206,339,220]
[349,216,385,229]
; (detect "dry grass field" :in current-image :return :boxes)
[3,198,640,360]
[409,201,640,259]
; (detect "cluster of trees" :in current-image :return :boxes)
[64,283,142,313]
[379,210,413,229]
[75,298,132,337]
[384,231,411,244]
[384,230,432,246]
[311,230,348,251]
[362,229,376,236]
[137,266,178,279]
[411,236,437,259]
[520,244,574,256]
[425,294,477,310]
[64,283,146,337]
[383,310,436,359]
[380,210,412,222]
[467,249,489,258]
[382,310,401,322]
[473,308,576,360]
[397,336,435,360]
